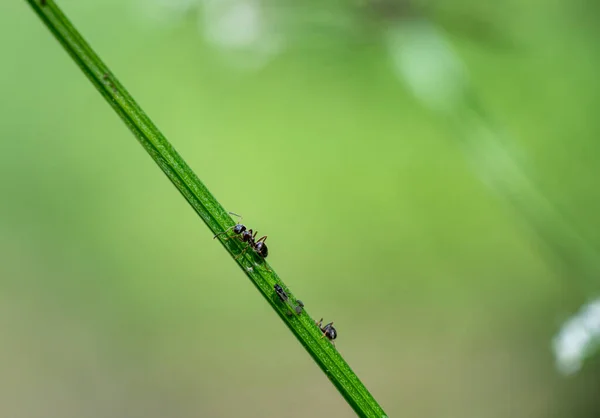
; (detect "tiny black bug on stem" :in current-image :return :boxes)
[274,284,288,303]
[102,73,118,93]
[274,284,303,316]
[316,318,337,345]
[214,212,270,271]
[294,300,304,315]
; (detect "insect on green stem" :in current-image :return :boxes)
[25,1,389,416]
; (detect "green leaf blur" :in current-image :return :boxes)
[2,0,600,417]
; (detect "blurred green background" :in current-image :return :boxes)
[2,1,600,417]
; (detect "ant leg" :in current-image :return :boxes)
[235,244,250,260]
[223,234,241,242]
[255,235,268,244]
[214,225,235,239]
[254,255,271,272]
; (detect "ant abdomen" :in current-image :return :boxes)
[255,241,268,258]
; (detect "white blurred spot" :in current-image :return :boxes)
[553,299,600,375]
[136,0,284,70]
[134,0,198,26]
[385,19,467,112]
[203,0,261,48]
[200,0,284,70]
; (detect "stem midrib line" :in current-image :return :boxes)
[25,1,388,417]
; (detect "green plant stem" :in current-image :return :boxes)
[26,1,388,416]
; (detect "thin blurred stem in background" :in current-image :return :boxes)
[384,17,600,374]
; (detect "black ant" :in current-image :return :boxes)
[316,318,337,345]
[214,212,269,270]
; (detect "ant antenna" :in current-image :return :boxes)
[214,212,244,239]
[229,212,243,221]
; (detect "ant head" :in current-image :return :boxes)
[233,224,246,234]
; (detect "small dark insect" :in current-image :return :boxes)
[316,318,337,345]
[214,212,270,270]
[275,285,304,316]
[274,284,288,303]
[102,73,117,93]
